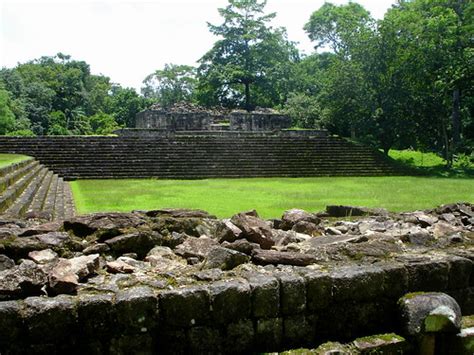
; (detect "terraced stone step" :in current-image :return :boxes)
[0,136,406,179]
[0,158,76,221]
[3,167,49,217]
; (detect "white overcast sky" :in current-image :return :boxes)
[1,0,397,91]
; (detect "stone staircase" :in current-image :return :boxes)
[0,157,75,221]
[0,136,406,179]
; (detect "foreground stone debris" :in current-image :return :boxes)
[0,204,473,353]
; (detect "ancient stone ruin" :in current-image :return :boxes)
[0,202,473,353]
[133,102,293,132]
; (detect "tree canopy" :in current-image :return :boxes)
[0,0,472,162]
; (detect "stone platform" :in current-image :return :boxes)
[0,135,406,179]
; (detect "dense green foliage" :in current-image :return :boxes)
[71,176,474,218]
[0,0,472,162]
[0,54,149,135]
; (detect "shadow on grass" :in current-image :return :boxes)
[388,156,474,178]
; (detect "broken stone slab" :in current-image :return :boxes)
[230,212,275,249]
[0,254,14,271]
[279,209,320,231]
[48,254,100,295]
[104,232,162,258]
[18,221,62,237]
[352,333,408,354]
[63,212,145,238]
[202,247,250,270]
[251,249,316,267]
[291,220,321,236]
[28,249,58,264]
[412,212,439,228]
[82,242,110,255]
[174,236,218,261]
[326,205,389,217]
[272,229,311,246]
[145,208,216,219]
[215,219,242,243]
[399,292,462,336]
[106,260,135,274]
[0,260,48,300]
[432,221,463,238]
[221,239,260,255]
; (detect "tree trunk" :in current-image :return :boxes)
[452,87,461,147]
[244,82,251,112]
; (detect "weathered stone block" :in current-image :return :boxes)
[187,326,222,353]
[330,265,385,302]
[23,295,78,344]
[255,317,283,351]
[283,314,313,348]
[378,262,409,299]
[404,259,450,292]
[77,293,116,340]
[224,319,254,353]
[399,292,462,337]
[109,334,154,354]
[209,279,251,324]
[447,256,472,290]
[159,286,210,327]
[115,286,158,335]
[245,272,280,318]
[301,270,332,311]
[276,272,306,315]
[353,333,408,355]
[0,300,23,351]
[156,328,187,354]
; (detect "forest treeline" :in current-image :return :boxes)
[0,0,472,160]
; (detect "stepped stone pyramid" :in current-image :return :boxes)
[0,136,404,179]
[0,158,75,221]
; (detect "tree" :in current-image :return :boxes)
[142,64,196,107]
[0,87,15,134]
[304,2,372,57]
[283,93,321,128]
[89,111,120,135]
[198,0,298,110]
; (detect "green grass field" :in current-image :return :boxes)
[0,154,30,168]
[70,176,474,219]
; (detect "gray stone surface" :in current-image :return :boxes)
[399,292,462,336]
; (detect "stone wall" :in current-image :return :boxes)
[229,111,292,131]
[0,203,473,353]
[136,111,212,130]
[135,105,292,132]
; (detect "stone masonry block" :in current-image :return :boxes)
[159,285,210,327]
[378,262,409,299]
[330,265,385,302]
[245,272,280,318]
[0,300,23,352]
[187,326,222,353]
[255,317,283,352]
[224,319,254,353]
[300,270,332,312]
[23,295,78,345]
[447,256,472,290]
[77,293,116,340]
[276,272,306,315]
[404,259,449,292]
[115,286,158,335]
[209,278,251,324]
[283,314,313,348]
